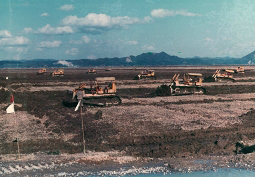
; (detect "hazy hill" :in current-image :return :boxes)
[0,51,253,68]
[239,51,255,64]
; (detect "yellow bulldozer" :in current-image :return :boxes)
[37,68,47,75]
[156,73,206,96]
[51,68,64,77]
[134,69,156,80]
[65,77,121,107]
[235,66,245,73]
[86,68,97,74]
[212,69,235,82]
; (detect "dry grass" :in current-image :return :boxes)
[92,93,255,133]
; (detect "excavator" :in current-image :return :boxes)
[37,68,47,75]
[156,73,206,96]
[134,69,156,80]
[212,69,235,82]
[64,77,121,107]
[51,68,64,77]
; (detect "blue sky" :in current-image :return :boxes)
[1,0,255,60]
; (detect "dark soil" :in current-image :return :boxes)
[1,68,255,158]
[0,68,252,83]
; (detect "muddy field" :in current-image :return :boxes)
[1,67,255,161]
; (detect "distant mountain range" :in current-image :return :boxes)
[1,51,255,68]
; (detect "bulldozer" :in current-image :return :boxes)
[235,66,245,73]
[51,68,64,77]
[86,68,97,74]
[134,69,156,80]
[156,73,206,96]
[212,69,235,82]
[37,68,47,75]
[65,77,121,107]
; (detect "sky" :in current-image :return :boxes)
[1,0,255,60]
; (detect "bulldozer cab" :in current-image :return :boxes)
[141,69,154,76]
[57,68,64,73]
[37,68,47,75]
[171,73,203,86]
[92,77,116,94]
[40,68,46,72]
[184,73,203,86]
[51,68,64,76]
[87,68,97,74]
[236,66,244,73]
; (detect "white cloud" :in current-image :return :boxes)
[65,48,79,55]
[5,47,28,60]
[151,9,201,18]
[204,37,214,42]
[41,12,49,16]
[23,27,33,34]
[0,36,29,46]
[142,45,155,50]
[0,30,12,38]
[61,14,139,27]
[87,55,97,59]
[38,40,62,48]
[5,46,28,53]
[35,47,43,51]
[59,4,74,11]
[61,13,146,33]
[144,16,153,22]
[82,36,90,43]
[36,24,74,35]
[127,40,138,45]
[70,35,91,44]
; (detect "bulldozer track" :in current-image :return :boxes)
[172,86,206,95]
[84,95,122,107]
[215,78,235,82]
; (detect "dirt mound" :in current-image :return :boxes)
[155,84,171,96]
[203,76,215,82]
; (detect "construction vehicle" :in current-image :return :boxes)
[134,69,156,80]
[66,77,121,107]
[156,73,206,96]
[86,68,97,74]
[235,66,245,73]
[51,68,64,77]
[212,69,235,82]
[37,68,47,75]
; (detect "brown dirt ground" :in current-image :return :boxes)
[1,67,255,160]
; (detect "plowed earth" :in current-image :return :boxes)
[1,67,255,159]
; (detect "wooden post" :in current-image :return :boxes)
[14,113,21,159]
[80,102,86,154]
[17,138,20,159]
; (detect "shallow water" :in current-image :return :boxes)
[130,169,255,177]
[55,168,255,177]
